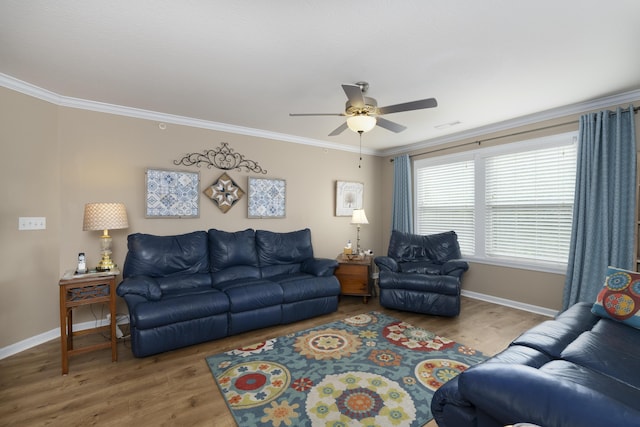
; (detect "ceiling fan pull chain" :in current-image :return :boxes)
[358,130,363,169]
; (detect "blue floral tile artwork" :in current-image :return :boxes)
[248,177,286,218]
[146,169,199,217]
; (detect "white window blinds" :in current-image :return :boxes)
[415,159,475,255]
[484,144,577,263]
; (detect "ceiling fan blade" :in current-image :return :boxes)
[376,117,407,133]
[289,113,345,117]
[377,98,438,115]
[342,84,365,108]
[328,122,348,136]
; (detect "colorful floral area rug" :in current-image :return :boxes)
[205,312,486,427]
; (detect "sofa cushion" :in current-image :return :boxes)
[123,231,209,278]
[208,228,260,272]
[256,228,313,276]
[424,231,462,263]
[131,288,229,329]
[156,273,212,293]
[560,330,640,388]
[272,273,341,303]
[511,320,586,358]
[399,261,443,275]
[214,278,284,312]
[592,266,640,330]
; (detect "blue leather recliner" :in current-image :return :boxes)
[374,230,468,316]
[117,228,340,357]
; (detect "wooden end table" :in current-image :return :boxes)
[59,272,118,375]
[335,253,374,303]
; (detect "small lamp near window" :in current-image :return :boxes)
[82,202,129,271]
[350,209,369,255]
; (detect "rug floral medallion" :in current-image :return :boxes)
[206,312,486,427]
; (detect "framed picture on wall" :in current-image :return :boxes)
[248,177,286,218]
[145,168,200,218]
[336,181,364,216]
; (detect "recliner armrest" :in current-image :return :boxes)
[117,276,162,301]
[441,259,469,276]
[374,256,398,272]
[459,364,640,427]
[301,258,338,277]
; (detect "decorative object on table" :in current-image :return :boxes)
[248,177,286,218]
[173,142,267,174]
[343,240,353,255]
[351,208,369,254]
[203,172,244,213]
[145,168,200,218]
[82,202,129,271]
[206,311,485,427]
[335,180,363,216]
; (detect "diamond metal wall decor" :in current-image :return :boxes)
[203,172,244,213]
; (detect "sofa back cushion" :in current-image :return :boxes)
[123,231,210,279]
[208,228,261,285]
[387,230,461,264]
[256,228,313,277]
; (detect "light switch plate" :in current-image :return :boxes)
[18,217,46,230]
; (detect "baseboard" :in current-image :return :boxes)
[461,290,558,318]
[0,316,130,360]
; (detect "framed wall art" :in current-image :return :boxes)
[336,180,364,216]
[248,177,286,218]
[145,168,200,218]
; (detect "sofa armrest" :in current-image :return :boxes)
[117,276,162,301]
[374,256,398,272]
[459,364,640,427]
[441,259,469,277]
[301,258,338,277]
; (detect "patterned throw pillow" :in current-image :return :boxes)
[591,266,640,329]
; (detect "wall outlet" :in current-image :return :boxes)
[18,217,46,230]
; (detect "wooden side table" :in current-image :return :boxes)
[335,254,374,303]
[59,273,118,375]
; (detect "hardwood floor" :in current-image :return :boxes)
[0,296,548,426]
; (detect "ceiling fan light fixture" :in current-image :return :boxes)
[347,114,377,133]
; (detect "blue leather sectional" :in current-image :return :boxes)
[116,228,340,357]
[431,301,640,427]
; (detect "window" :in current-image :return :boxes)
[414,132,577,272]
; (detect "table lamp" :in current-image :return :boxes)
[82,202,129,271]
[350,209,369,255]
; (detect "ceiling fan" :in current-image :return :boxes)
[289,82,437,136]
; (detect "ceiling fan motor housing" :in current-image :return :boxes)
[345,96,378,116]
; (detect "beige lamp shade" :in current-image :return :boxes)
[83,203,129,231]
[350,209,369,225]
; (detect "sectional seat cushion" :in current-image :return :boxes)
[213,278,284,312]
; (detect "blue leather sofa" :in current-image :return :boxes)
[374,230,468,316]
[116,228,340,357]
[431,302,640,427]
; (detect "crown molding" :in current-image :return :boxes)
[0,73,378,156]
[3,73,638,159]
[380,88,640,157]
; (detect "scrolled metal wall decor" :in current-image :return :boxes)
[173,142,267,174]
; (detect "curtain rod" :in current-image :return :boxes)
[390,105,640,162]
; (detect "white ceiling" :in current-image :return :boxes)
[1,1,640,154]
